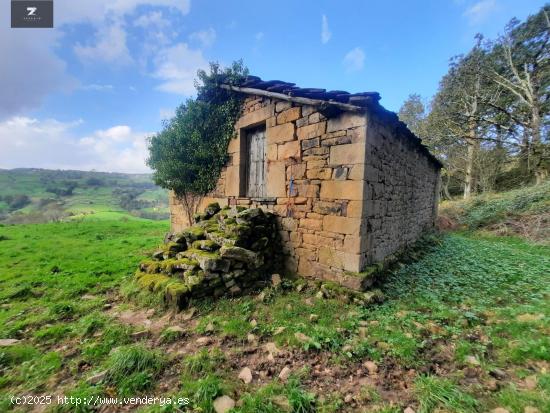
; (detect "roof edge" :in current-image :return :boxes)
[220,84,365,113]
[219,81,443,170]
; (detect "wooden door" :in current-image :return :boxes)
[246,126,266,197]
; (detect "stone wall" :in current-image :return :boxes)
[361,112,440,264]
[169,95,440,290]
[138,204,281,309]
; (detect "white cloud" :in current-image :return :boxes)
[74,23,133,65]
[463,0,498,24]
[159,107,176,120]
[0,20,75,120]
[55,0,191,25]
[153,43,208,95]
[321,15,331,44]
[0,117,151,173]
[134,10,170,28]
[0,0,193,119]
[343,47,365,72]
[81,84,114,91]
[255,32,264,41]
[189,28,217,48]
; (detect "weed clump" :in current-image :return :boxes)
[103,344,166,396]
[414,375,478,413]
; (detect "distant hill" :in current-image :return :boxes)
[0,168,169,224]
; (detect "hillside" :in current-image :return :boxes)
[439,182,550,244]
[0,169,169,224]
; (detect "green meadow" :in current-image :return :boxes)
[0,183,549,412]
[0,169,169,224]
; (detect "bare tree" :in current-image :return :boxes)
[488,7,550,183]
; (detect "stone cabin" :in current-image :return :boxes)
[170,76,442,290]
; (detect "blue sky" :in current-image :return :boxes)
[0,0,546,172]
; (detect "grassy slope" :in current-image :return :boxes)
[440,181,550,243]
[0,212,548,412]
[0,169,169,222]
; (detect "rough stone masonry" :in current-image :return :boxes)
[137,203,283,308]
[170,77,442,290]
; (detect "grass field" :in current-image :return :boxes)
[0,169,169,223]
[0,208,548,412]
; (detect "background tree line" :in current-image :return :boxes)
[399,4,549,199]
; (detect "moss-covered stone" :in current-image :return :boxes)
[205,202,221,217]
[137,204,281,310]
[224,223,251,239]
[206,231,237,247]
[219,245,263,268]
[135,272,172,292]
[139,260,162,274]
[182,248,219,260]
[193,212,207,223]
[171,233,188,246]
[172,258,199,271]
[152,249,164,260]
[199,220,221,234]
[183,269,205,289]
[183,248,230,272]
[192,239,220,252]
[164,281,189,308]
[236,208,264,224]
[157,242,186,259]
[182,226,206,244]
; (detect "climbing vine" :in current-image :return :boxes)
[147,61,248,222]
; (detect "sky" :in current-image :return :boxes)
[0,0,547,173]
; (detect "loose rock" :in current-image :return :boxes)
[196,336,212,346]
[213,396,235,413]
[271,273,282,287]
[364,361,378,375]
[87,370,107,385]
[238,367,253,384]
[465,355,480,366]
[278,366,291,381]
[0,339,20,346]
[264,342,280,355]
[294,332,311,343]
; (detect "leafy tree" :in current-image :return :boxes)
[85,177,105,187]
[147,61,248,223]
[6,194,31,211]
[398,94,428,138]
[46,181,78,197]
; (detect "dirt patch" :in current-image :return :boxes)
[436,214,459,231]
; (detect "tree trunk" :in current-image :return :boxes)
[530,106,547,184]
[179,193,203,227]
[463,123,479,199]
[442,176,452,200]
